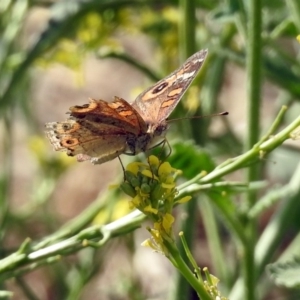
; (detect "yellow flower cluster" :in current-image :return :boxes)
[120,155,191,253]
[121,156,175,211]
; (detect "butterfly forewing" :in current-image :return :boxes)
[131,49,208,124]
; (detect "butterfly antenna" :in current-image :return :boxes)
[167,111,229,123]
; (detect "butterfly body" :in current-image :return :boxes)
[45,49,208,164]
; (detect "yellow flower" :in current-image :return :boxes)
[144,205,158,214]
[142,226,168,254]
[161,182,175,189]
[126,162,141,175]
[162,213,174,233]
[176,196,192,204]
[131,194,143,208]
[148,155,160,167]
[141,169,159,180]
[158,162,173,179]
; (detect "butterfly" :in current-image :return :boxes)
[45,49,208,164]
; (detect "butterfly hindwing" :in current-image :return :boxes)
[45,120,129,163]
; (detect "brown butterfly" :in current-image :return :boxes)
[45,49,208,164]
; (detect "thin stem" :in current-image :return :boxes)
[230,161,300,299]
[174,0,198,299]
[179,232,201,279]
[0,210,144,280]
[165,238,212,300]
[199,197,230,286]
[254,161,300,274]
[177,111,300,248]
[15,277,40,300]
[179,0,196,60]
[0,112,13,242]
[245,0,262,191]
[98,51,160,82]
[244,0,262,298]
[1,109,299,283]
[286,0,300,31]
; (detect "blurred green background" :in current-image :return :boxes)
[1,0,300,299]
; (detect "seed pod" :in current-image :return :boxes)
[120,182,137,197]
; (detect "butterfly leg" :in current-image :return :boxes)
[145,138,171,181]
[156,138,172,175]
[146,155,156,182]
[117,156,126,181]
[149,138,172,163]
[164,138,172,160]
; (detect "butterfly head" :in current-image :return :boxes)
[125,121,168,155]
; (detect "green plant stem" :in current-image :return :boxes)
[0,210,144,280]
[199,197,229,287]
[0,0,147,112]
[0,113,13,241]
[179,0,196,60]
[230,161,300,299]
[179,232,202,280]
[98,51,160,82]
[221,48,300,99]
[165,239,212,300]
[245,0,262,298]
[0,0,28,74]
[0,291,13,298]
[286,0,300,30]
[0,255,61,282]
[1,111,299,281]
[15,276,39,300]
[175,0,198,299]
[33,190,115,249]
[178,181,257,194]
[259,115,300,151]
[254,161,300,274]
[245,0,262,189]
[203,22,236,113]
[249,162,300,218]
[258,106,287,144]
[177,112,300,247]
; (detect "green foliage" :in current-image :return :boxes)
[1,0,300,299]
[268,257,300,289]
[170,141,216,178]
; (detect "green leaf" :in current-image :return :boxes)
[168,140,216,179]
[268,257,300,288]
